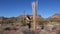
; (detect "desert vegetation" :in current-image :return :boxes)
[0,14,60,34]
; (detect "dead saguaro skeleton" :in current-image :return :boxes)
[32,0,38,31]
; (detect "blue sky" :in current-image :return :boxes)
[0,0,60,18]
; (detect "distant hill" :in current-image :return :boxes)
[48,13,60,22]
[0,16,8,21]
[49,13,60,19]
[0,15,42,23]
[17,15,42,22]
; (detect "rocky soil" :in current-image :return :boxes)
[0,22,60,34]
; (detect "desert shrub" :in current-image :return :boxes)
[37,18,49,25]
[1,19,16,24]
[49,18,60,22]
[20,18,27,26]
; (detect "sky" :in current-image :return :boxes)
[0,0,60,18]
